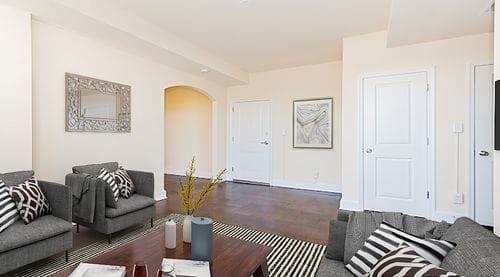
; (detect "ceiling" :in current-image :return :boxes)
[388,0,494,46]
[110,0,393,73]
[1,0,494,84]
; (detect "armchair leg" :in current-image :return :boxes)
[65,251,69,262]
[76,223,79,233]
[151,218,154,228]
[107,235,112,244]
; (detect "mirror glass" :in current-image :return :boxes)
[80,88,119,120]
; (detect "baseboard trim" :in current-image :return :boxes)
[339,200,362,211]
[164,170,212,179]
[270,179,341,193]
[154,190,167,201]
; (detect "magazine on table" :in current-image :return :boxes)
[69,263,126,277]
[161,258,210,277]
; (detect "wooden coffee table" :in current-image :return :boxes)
[55,226,272,277]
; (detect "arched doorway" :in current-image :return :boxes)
[164,86,213,179]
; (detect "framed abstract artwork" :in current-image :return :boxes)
[293,98,333,149]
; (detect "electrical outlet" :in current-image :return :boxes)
[313,172,319,180]
[452,122,464,133]
[453,193,464,204]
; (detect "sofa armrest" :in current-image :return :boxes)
[325,218,348,261]
[38,180,72,222]
[127,170,154,199]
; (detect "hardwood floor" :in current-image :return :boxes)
[4,175,340,276]
[161,174,341,244]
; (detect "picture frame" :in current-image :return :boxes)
[65,73,131,133]
[293,98,333,149]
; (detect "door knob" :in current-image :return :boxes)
[365,148,373,154]
[260,141,269,145]
[479,150,490,156]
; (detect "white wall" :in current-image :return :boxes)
[493,13,500,235]
[0,5,32,172]
[227,62,342,192]
[32,21,227,199]
[164,86,212,177]
[341,31,493,221]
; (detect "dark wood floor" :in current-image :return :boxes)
[4,175,340,276]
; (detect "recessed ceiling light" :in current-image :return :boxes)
[200,68,211,74]
[240,0,251,4]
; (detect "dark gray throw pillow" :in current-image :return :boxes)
[325,219,347,261]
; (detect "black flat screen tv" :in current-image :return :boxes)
[496,80,500,150]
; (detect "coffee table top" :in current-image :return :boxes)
[55,225,272,277]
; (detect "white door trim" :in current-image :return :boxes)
[467,61,494,221]
[227,99,273,182]
[357,67,435,218]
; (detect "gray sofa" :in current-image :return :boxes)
[66,162,156,243]
[316,210,500,277]
[0,171,73,275]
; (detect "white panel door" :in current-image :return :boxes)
[231,101,271,183]
[363,72,429,216]
[474,64,494,226]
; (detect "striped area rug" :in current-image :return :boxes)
[13,214,326,277]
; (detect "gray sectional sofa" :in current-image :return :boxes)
[316,210,500,277]
[66,162,156,243]
[0,171,73,275]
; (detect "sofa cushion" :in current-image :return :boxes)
[402,215,449,239]
[0,215,72,253]
[113,166,135,198]
[326,219,347,261]
[344,211,404,263]
[9,177,51,224]
[0,180,19,233]
[0,171,34,187]
[345,222,455,276]
[97,168,120,207]
[105,194,155,218]
[72,162,119,176]
[440,217,500,276]
[316,256,353,277]
[367,244,461,277]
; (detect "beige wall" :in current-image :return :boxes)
[493,13,500,235]
[227,62,342,191]
[32,21,227,199]
[0,5,32,172]
[164,87,212,177]
[341,31,493,221]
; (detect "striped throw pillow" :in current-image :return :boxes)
[0,180,19,232]
[113,166,134,198]
[367,243,462,277]
[97,168,120,204]
[345,222,455,276]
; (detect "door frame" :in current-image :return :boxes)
[358,67,435,218]
[227,99,273,183]
[467,61,494,221]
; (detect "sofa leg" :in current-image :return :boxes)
[107,235,112,244]
[76,224,79,233]
[151,218,154,228]
[65,251,69,262]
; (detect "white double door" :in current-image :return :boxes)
[473,64,494,226]
[231,101,272,184]
[363,71,429,216]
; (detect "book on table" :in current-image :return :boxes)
[69,263,125,277]
[161,258,210,277]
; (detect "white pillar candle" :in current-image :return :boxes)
[165,219,176,249]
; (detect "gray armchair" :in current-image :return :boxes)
[0,171,72,275]
[66,162,156,243]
